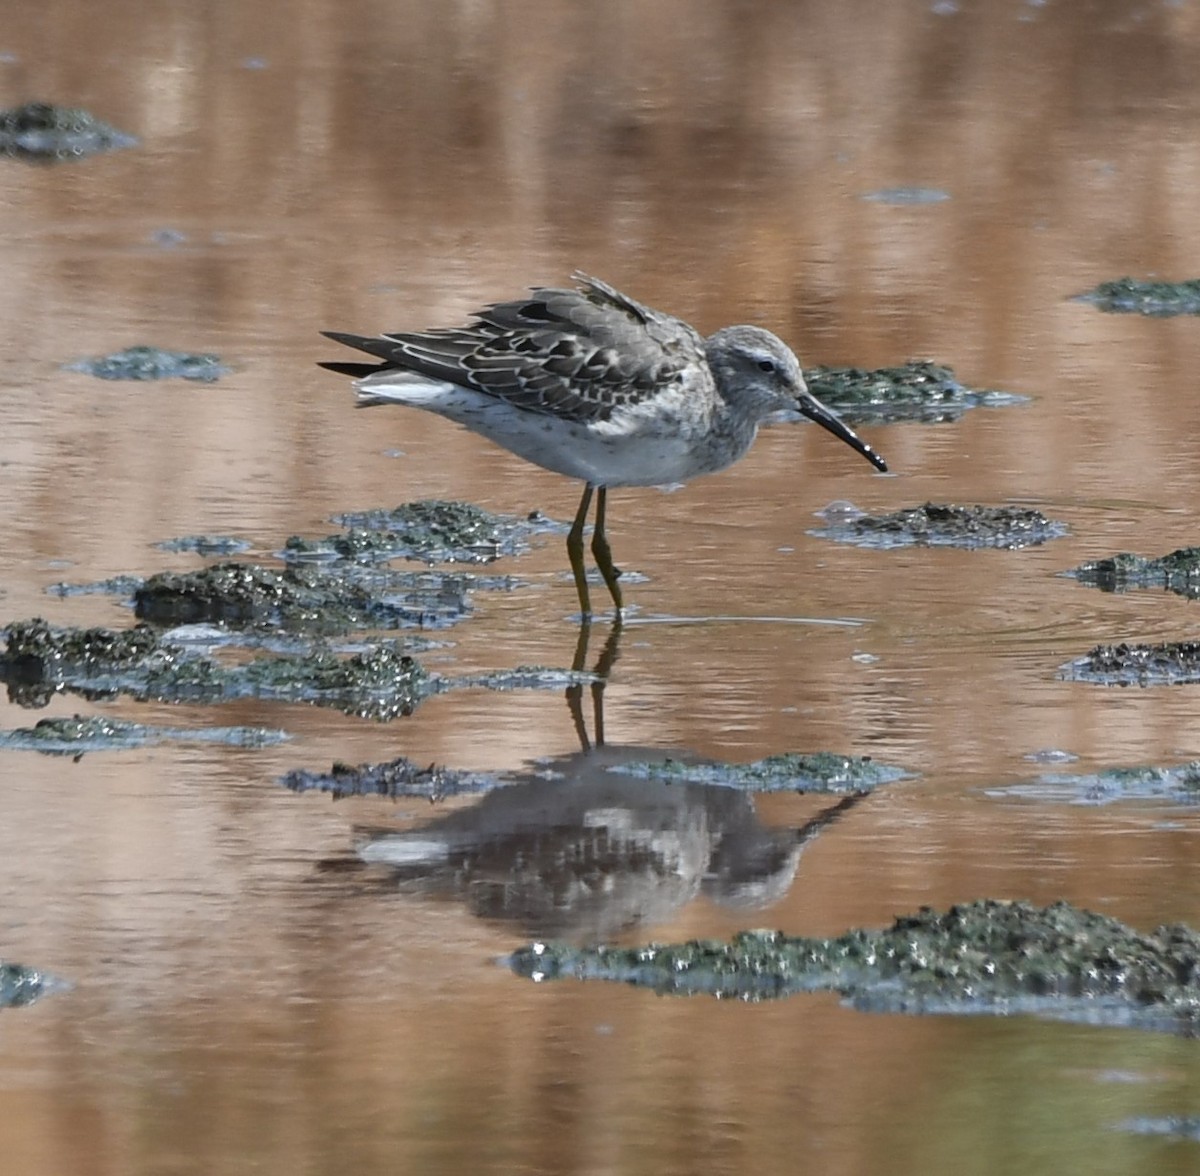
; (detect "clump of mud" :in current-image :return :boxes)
[1067,547,1200,600]
[814,502,1068,550]
[987,760,1200,806]
[0,101,136,160]
[1074,277,1200,316]
[132,561,472,632]
[0,616,591,720]
[282,755,499,800]
[286,500,562,565]
[1,961,69,1008]
[0,617,437,720]
[806,361,1024,424]
[0,713,287,754]
[511,899,1200,1032]
[1060,642,1200,686]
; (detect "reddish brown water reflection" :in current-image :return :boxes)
[3,2,1200,1174]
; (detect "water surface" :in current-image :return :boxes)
[4,3,1200,1173]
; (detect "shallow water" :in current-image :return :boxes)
[4,2,1200,1173]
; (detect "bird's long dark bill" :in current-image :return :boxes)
[799,392,888,472]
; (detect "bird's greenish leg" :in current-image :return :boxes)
[591,486,624,616]
[567,483,595,619]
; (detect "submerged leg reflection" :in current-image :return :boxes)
[567,618,623,752]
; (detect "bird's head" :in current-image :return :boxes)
[705,326,887,472]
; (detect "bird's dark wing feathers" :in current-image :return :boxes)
[321,274,705,424]
[317,358,388,379]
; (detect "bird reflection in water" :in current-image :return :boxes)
[336,753,865,940]
[315,622,872,939]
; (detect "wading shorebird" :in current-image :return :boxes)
[320,273,887,618]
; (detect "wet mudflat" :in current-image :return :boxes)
[4,3,1200,1175]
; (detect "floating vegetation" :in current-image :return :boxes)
[609,751,906,793]
[806,361,1024,425]
[282,754,500,800]
[1060,642,1200,687]
[65,346,228,382]
[988,761,1200,806]
[813,502,1068,550]
[290,499,561,565]
[1067,547,1200,600]
[1,962,69,1008]
[511,899,1200,1032]
[0,101,136,161]
[1075,277,1200,317]
[0,714,288,754]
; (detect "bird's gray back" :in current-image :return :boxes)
[367,273,709,424]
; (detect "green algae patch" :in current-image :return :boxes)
[306,499,561,565]
[135,563,298,626]
[511,899,1200,1031]
[0,618,436,719]
[1,962,69,1008]
[814,502,1068,550]
[0,101,136,160]
[805,362,1024,424]
[609,751,906,793]
[988,761,1200,806]
[282,754,500,800]
[0,616,243,709]
[48,506,547,633]
[65,346,227,382]
[1075,277,1200,316]
[1,619,586,721]
[134,560,472,632]
[1060,642,1200,687]
[235,643,434,720]
[0,714,288,754]
[1067,547,1200,600]
[3,618,174,682]
[52,559,478,631]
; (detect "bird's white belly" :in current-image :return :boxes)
[471,408,730,486]
[368,379,758,487]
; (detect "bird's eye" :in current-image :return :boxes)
[756,358,777,374]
